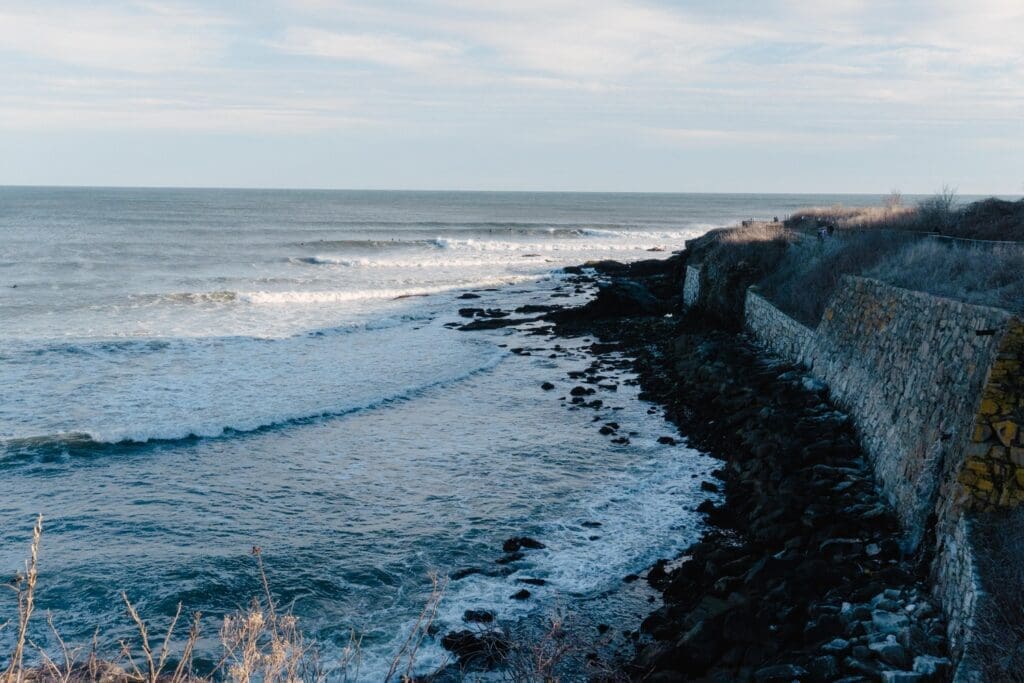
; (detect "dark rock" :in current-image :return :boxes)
[516,578,547,586]
[541,381,555,390]
[657,436,678,445]
[872,610,910,634]
[808,655,840,680]
[913,655,951,678]
[459,316,542,331]
[515,304,562,314]
[457,292,481,299]
[869,640,910,669]
[880,672,925,683]
[553,279,663,320]
[441,629,509,668]
[510,589,531,600]
[463,609,494,624]
[570,386,595,396]
[753,664,808,681]
[502,537,545,552]
[700,481,719,493]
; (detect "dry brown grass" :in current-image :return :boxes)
[0,519,442,683]
[499,610,624,682]
[3,518,618,682]
[756,230,916,325]
[867,240,1024,314]
[717,222,792,245]
[786,204,917,230]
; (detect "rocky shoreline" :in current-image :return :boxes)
[548,256,955,681]
[438,249,955,681]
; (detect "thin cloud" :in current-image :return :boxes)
[0,3,228,72]
[649,127,896,148]
[275,27,462,70]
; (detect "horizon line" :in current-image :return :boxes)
[1,183,1018,198]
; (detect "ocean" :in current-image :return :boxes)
[0,188,892,676]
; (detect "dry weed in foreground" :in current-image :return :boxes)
[0,518,441,682]
[3,514,42,683]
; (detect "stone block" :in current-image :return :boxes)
[994,420,1019,445]
[964,458,990,474]
[980,399,999,415]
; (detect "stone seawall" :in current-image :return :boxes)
[743,288,815,364]
[741,276,1024,678]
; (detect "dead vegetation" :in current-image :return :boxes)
[686,193,1024,325]
[784,191,1024,241]
[1,518,618,683]
[0,517,416,682]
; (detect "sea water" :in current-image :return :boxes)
[0,188,891,676]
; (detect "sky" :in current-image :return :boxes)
[0,0,1022,193]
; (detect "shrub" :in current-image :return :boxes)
[866,240,1024,314]
[757,231,916,325]
[916,185,960,234]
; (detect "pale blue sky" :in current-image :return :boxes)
[1,0,1021,193]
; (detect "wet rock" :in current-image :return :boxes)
[541,381,555,390]
[570,386,595,396]
[880,672,925,683]
[821,637,851,655]
[463,609,494,624]
[441,630,509,668]
[869,639,911,668]
[457,292,481,299]
[657,436,678,445]
[516,578,547,586]
[459,316,542,331]
[510,589,531,600]
[913,655,951,678]
[515,304,561,314]
[458,307,508,318]
[700,481,719,493]
[502,536,545,552]
[599,425,616,435]
[872,610,910,634]
[553,279,663,320]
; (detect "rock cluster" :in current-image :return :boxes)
[547,254,954,681]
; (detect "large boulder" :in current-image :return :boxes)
[566,279,663,319]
